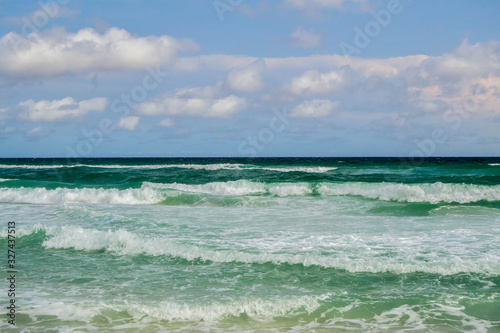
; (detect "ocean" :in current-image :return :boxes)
[1,157,499,332]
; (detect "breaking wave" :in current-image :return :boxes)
[317,182,500,204]
[0,163,336,173]
[28,226,500,275]
[1,181,499,205]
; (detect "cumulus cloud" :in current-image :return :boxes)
[0,27,199,79]
[175,40,500,120]
[17,97,108,122]
[117,116,140,131]
[405,41,500,113]
[225,60,265,93]
[289,28,322,49]
[136,84,247,118]
[421,40,500,81]
[288,69,347,96]
[175,54,427,77]
[290,99,340,118]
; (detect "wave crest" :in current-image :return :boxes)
[1,181,499,205]
[124,294,329,322]
[318,182,500,204]
[0,163,336,173]
[39,226,500,275]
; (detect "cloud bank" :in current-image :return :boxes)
[0,27,199,79]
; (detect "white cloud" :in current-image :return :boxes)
[421,40,500,81]
[288,69,347,96]
[157,118,175,128]
[176,41,499,120]
[175,54,427,76]
[290,99,339,118]
[0,27,199,78]
[289,28,322,49]
[17,97,108,122]
[136,84,247,118]
[117,116,140,131]
[225,60,265,93]
[405,41,500,113]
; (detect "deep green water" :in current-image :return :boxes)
[1,158,500,332]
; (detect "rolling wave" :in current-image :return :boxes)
[317,182,500,204]
[0,163,337,173]
[20,293,330,324]
[123,294,329,322]
[1,181,499,205]
[15,226,497,275]
[0,186,163,205]
[0,164,77,169]
[260,166,337,173]
[16,296,494,331]
[80,163,245,171]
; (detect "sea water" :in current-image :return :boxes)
[0,157,499,332]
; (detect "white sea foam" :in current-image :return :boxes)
[18,293,329,327]
[40,226,500,275]
[16,295,494,331]
[318,182,500,203]
[144,180,268,196]
[0,163,336,173]
[0,223,56,238]
[350,302,492,332]
[0,186,164,205]
[81,164,337,173]
[261,166,337,173]
[80,163,246,170]
[489,163,500,166]
[26,301,101,323]
[2,181,500,204]
[0,164,77,169]
[268,183,313,196]
[124,294,329,322]
[145,181,313,197]
[0,163,244,170]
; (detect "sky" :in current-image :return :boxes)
[0,0,499,158]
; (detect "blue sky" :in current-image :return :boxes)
[0,0,499,157]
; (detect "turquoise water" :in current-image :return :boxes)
[1,158,500,332]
